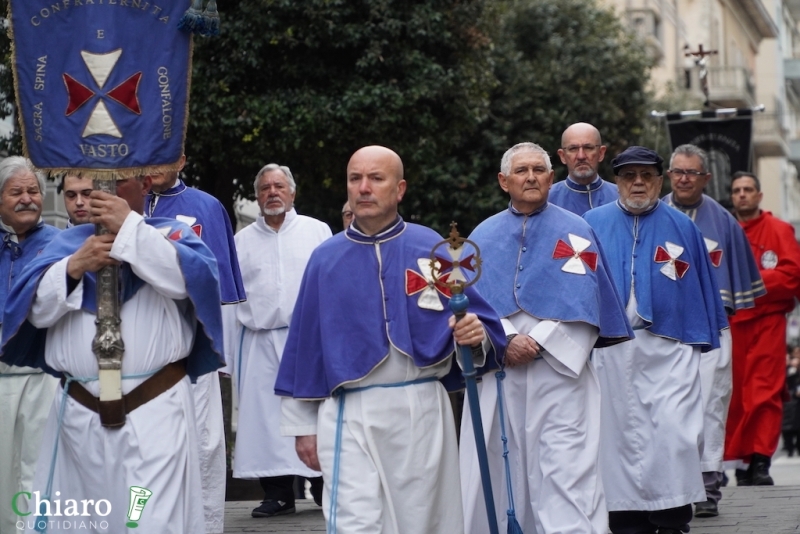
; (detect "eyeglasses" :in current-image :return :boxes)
[617,170,660,181]
[668,168,708,178]
[562,144,601,155]
[342,211,354,218]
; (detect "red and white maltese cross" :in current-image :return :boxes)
[654,241,690,280]
[405,259,451,311]
[552,234,598,275]
[704,238,723,268]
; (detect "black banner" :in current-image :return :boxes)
[666,111,753,209]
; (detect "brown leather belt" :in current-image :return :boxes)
[60,359,187,428]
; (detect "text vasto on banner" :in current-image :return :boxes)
[9,0,190,179]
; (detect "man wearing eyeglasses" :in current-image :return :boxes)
[725,171,800,488]
[341,200,354,230]
[550,122,617,215]
[663,145,764,517]
[0,156,60,534]
[584,146,728,534]
[61,174,94,226]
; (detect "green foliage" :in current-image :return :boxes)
[477,0,653,177]
[188,0,496,232]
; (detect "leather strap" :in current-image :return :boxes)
[60,359,187,426]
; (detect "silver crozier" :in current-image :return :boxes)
[92,178,125,427]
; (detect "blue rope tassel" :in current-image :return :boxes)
[201,0,221,37]
[178,0,205,34]
[495,370,524,534]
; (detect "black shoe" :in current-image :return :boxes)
[751,453,775,486]
[721,471,729,487]
[657,529,684,534]
[251,499,296,518]
[695,499,719,518]
[309,477,323,506]
[735,468,752,486]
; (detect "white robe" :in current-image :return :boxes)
[594,298,705,511]
[0,362,57,534]
[226,211,330,479]
[699,329,732,473]
[281,347,466,534]
[23,212,206,534]
[460,311,607,534]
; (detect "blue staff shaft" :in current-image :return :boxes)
[450,291,499,534]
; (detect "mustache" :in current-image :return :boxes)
[14,202,39,213]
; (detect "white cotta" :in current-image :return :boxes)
[698,329,733,473]
[282,347,465,534]
[460,311,608,534]
[24,212,206,534]
[192,371,226,533]
[0,361,58,534]
[593,296,705,511]
[225,211,331,479]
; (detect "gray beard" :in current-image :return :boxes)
[571,168,596,182]
[622,197,655,211]
[263,205,286,217]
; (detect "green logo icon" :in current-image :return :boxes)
[125,486,153,528]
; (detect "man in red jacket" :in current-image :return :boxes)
[726,171,800,485]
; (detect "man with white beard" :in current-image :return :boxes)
[145,155,245,534]
[225,164,331,517]
[584,146,728,534]
[0,157,60,534]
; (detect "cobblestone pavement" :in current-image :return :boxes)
[224,456,800,533]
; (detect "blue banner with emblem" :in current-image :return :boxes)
[9,0,191,179]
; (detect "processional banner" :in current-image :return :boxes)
[9,0,191,179]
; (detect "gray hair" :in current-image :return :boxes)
[670,144,709,173]
[500,143,552,176]
[0,156,46,198]
[254,164,296,194]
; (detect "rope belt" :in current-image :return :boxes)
[0,370,44,377]
[327,376,439,533]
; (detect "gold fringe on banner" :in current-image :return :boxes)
[36,161,187,182]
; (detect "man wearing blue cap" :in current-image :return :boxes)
[584,146,728,534]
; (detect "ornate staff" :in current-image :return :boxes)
[430,223,499,534]
[92,178,125,427]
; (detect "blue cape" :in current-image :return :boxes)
[584,201,728,351]
[0,222,60,320]
[0,219,224,381]
[664,193,765,313]
[470,203,633,347]
[146,180,246,304]
[548,176,619,216]
[275,219,507,399]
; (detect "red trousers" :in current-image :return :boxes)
[725,313,787,460]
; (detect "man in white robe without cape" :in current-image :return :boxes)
[224,163,330,517]
[1,175,223,534]
[460,142,632,534]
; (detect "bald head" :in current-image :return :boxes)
[557,122,606,184]
[560,123,601,147]
[346,145,407,236]
[348,146,404,182]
